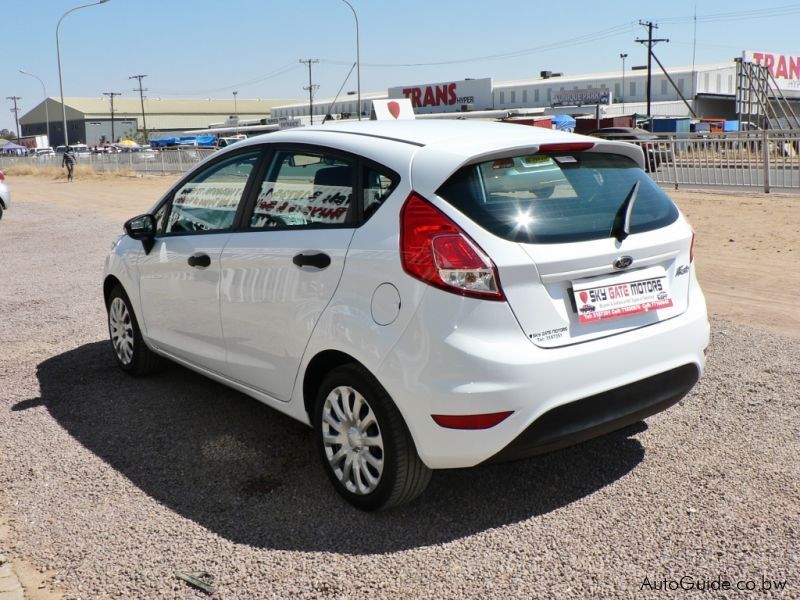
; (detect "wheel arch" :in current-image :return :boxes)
[302,350,365,420]
[103,275,124,309]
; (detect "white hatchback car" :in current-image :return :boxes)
[0,170,10,219]
[104,120,709,509]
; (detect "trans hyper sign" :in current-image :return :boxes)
[388,78,493,113]
[744,50,800,91]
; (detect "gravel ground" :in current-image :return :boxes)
[0,197,798,598]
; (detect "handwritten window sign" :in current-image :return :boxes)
[250,152,354,228]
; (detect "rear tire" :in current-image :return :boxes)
[314,364,431,510]
[107,285,162,375]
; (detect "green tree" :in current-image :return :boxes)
[0,129,15,141]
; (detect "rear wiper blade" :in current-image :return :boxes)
[611,180,640,242]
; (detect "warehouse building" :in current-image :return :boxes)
[272,58,800,126]
[19,97,296,147]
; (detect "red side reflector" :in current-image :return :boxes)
[431,411,513,430]
[538,142,594,153]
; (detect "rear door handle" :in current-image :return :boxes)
[187,253,211,268]
[292,252,331,270]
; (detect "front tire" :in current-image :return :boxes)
[314,364,431,510]
[107,285,162,375]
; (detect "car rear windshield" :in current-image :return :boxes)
[436,152,679,244]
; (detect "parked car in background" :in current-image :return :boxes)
[587,127,664,171]
[104,120,708,510]
[31,147,55,157]
[0,170,11,219]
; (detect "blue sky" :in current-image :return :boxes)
[2,0,800,132]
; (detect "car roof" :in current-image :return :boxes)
[229,120,645,194]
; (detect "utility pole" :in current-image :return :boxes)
[103,92,121,143]
[129,74,148,143]
[299,59,319,125]
[7,96,22,142]
[635,21,669,120]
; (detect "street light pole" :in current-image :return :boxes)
[56,0,110,147]
[340,0,361,120]
[619,53,628,114]
[19,69,50,145]
[233,90,238,118]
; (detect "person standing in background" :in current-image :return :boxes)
[62,146,76,182]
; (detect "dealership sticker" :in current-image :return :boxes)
[573,267,673,324]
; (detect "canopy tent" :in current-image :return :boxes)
[1,142,28,154]
[551,114,576,131]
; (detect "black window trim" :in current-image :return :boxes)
[147,142,401,238]
[237,142,400,233]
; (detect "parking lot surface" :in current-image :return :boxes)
[0,176,797,598]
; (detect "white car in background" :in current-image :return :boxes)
[104,120,709,510]
[0,170,10,219]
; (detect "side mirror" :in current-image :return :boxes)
[124,213,156,254]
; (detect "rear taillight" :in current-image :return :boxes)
[0,171,5,181]
[400,193,504,301]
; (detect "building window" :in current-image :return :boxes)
[615,83,621,100]
[630,81,636,97]
[499,91,505,104]
[510,91,516,103]
[728,75,733,92]
[534,89,540,102]
[703,73,710,91]
[523,89,528,103]
[661,79,668,95]
[677,78,685,93]
[716,74,722,92]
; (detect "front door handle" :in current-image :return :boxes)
[187,253,211,268]
[292,252,331,270]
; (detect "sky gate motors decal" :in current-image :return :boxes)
[573,274,673,324]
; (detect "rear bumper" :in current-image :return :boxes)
[376,280,708,469]
[485,363,698,463]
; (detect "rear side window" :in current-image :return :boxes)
[249,151,354,228]
[436,152,678,244]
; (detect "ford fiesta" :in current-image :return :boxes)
[104,120,709,510]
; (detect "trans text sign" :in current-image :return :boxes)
[744,50,800,91]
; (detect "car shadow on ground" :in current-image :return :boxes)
[34,341,646,555]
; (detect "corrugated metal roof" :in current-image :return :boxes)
[20,97,298,124]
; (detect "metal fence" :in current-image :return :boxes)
[2,132,799,192]
[631,130,800,192]
[0,148,216,174]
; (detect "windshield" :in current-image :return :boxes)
[436,152,678,244]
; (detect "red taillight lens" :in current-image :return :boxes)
[0,171,5,181]
[400,193,504,301]
[432,411,514,430]
[537,142,594,153]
